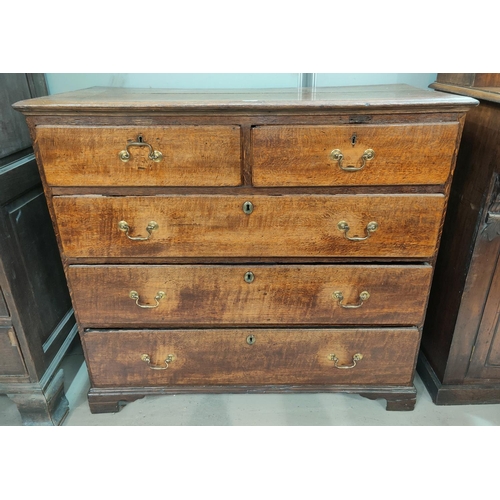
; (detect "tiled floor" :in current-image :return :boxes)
[1,342,500,425]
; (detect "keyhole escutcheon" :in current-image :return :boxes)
[243,201,254,215]
[244,271,255,283]
[246,335,256,345]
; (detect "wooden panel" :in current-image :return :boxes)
[68,264,432,327]
[0,153,40,205]
[0,74,33,159]
[53,194,445,259]
[421,102,500,384]
[252,123,459,187]
[435,74,477,87]
[0,289,8,317]
[83,328,420,387]
[35,126,242,187]
[0,327,27,376]
[4,188,72,347]
[467,245,500,380]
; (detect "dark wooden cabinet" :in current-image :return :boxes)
[0,74,77,425]
[418,73,500,404]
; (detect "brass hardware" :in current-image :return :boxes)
[337,220,378,241]
[141,353,174,370]
[328,353,363,369]
[246,334,256,345]
[129,290,165,308]
[118,220,159,241]
[244,271,255,283]
[330,148,375,172]
[242,201,254,215]
[333,290,370,309]
[119,135,163,163]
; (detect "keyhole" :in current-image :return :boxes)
[246,335,256,345]
[138,134,144,143]
[351,133,357,146]
[243,201,254,215]
[244,271,255,283]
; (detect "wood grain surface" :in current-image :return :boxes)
[68,264,432,327]
[252,122,459,186]
[83,327,420,387]
[12,84,478,115]
[35,126,242,187]
[52,194,445,259]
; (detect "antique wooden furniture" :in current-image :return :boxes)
[13,84,476,413]
[0,74,77,425]
[418,74,500,404]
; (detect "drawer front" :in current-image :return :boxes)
[252,123,459,186]
[0,327,27,376]
[53,194,445,259]
[35,126,242,187]
[68,264,432,327]
[83,328,420,387]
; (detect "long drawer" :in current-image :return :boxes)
[35,126,242,187]
[252,123,459,186]
[53,194,445,259]
[83,328,420,387]
[69,264,432,327]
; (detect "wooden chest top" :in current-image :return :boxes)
[13,84,476,115]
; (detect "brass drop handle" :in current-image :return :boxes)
[119,135,163,163]
[129,290,165,308]
[330,149,375,172]
[141,353,174,370]
[337,220,378,241]
[328,353,363,369]
[333,291,370,309]
[118,220,159,241]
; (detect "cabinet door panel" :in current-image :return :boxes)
[0,327,27,376]
[467,240,500,379]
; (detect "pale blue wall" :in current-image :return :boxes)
[45,73,437,95]
[45,74,301,94]
[315,73,437,89]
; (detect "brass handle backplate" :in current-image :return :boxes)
[337,220,378,241]
[118,220,158,241]
[333,291,370,309]
[129,290,165,308]
[330,148,375,172]
[119,135,163,163]
[141,353,174,370]
[328,353,363,369]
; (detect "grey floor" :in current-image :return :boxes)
[1,341,500,425]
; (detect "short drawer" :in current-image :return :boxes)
[53,194,445,259]
[69,264,432,327]
[252,123,459,186]
[0,327,27,376]
[83,327,420,387]
[35,126,241,187]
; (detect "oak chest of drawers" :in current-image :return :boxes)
[13,84,477,412]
